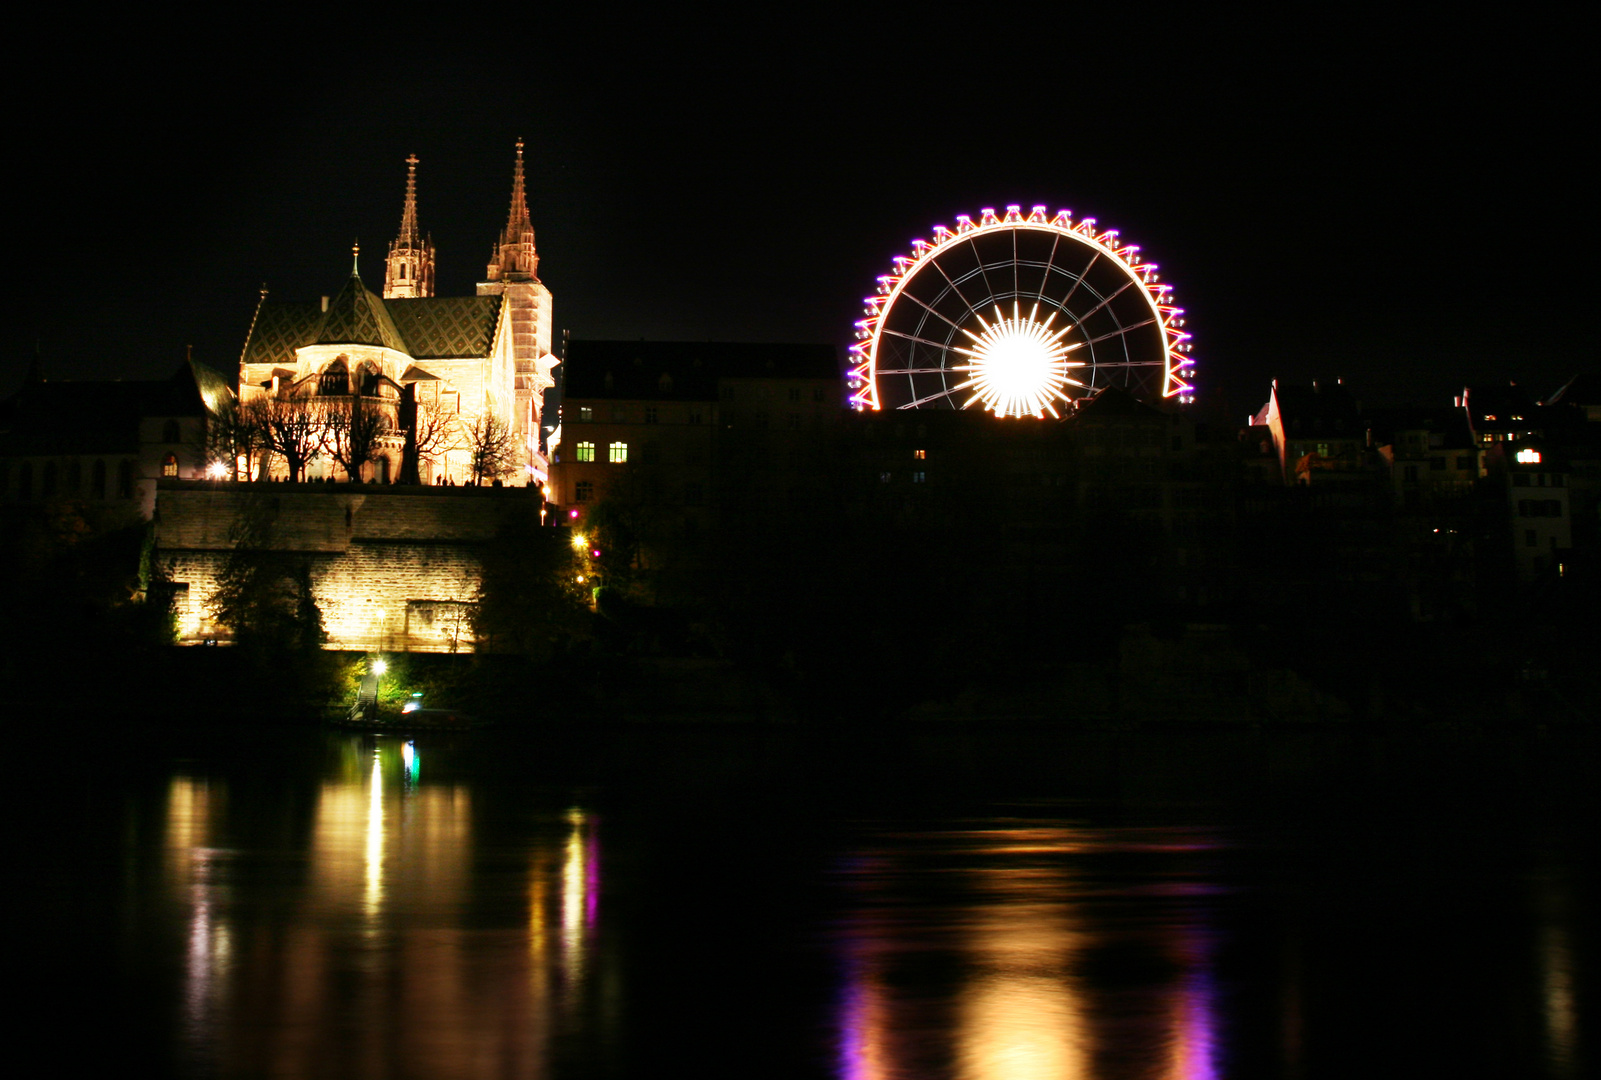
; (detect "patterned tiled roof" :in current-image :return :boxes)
[316,274,409,352]
[388,296,502,358]
[241,301,323,368]
[240,291,502,368]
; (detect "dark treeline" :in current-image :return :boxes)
[7,404,1600,725]
[558,406,1601,724]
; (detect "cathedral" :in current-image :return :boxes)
[237,143,558,485]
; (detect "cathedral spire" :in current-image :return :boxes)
[398,154,421,247]
[384,153,436,298]
[487,138,539,283]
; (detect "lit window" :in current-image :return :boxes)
[575,441,595,462]
[1515,448,1541,464]
[578,406,593,422]
[162,453,179,478]
[913,449,926,460]
[609,442,628,464]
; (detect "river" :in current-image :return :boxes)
[11,721,1594,1078]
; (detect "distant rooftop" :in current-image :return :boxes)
[562,340,839,400]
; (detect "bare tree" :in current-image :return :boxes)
[203,398,269,480]
[410,392,464,480]
[322,394,391,482]
[259,390,326,482]
[464,412,519,485]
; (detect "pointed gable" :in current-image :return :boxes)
[315,274,409,352]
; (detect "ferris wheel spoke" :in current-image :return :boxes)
[895,289,972,339]
[899,380,976,409]
[966,235,1000,313]
[1074,277,1137,321]
[1057,251,1098,312]
[926,251,981,322]
[1082,315,1158,346]
[880,327,958,352]
[1033,230,1065,311]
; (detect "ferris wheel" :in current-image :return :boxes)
[848,205,1194,416]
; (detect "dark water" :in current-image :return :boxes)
[13,722,1596,1078]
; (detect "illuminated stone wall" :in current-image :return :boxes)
[156,481,534,651]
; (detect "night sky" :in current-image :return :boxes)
[3,11,1587,424]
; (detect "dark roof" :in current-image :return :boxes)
[0,363,211,456]
[1365,405,1475,450]
[563,340,839,400]
[1462,384,1536,427]
[241,281,502,367]
[1273,381,1363,436]
[1072,384,1169,421]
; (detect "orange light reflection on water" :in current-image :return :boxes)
[161,737,605,1079]
[836,824,1222,1080]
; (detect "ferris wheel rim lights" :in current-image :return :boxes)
[847,204,1195,414]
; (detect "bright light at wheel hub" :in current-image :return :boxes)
[955,305,1081,418]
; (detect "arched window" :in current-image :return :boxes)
[42,460,58,497]
[18,461,32,501]
[162,419,180,443]
[320,361,350,396]
[117,459,134,498]
[162,453,179,478]
[66,459,82,493]
[93,459,107,498]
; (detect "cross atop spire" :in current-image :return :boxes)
[398,153,421,247]
[487,138,539,282]
[384,153,436,298]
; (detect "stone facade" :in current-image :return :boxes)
[156,481,538,652]
[237,144,557,487]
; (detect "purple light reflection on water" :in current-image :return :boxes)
[1167,966,1221,1080]
[584,827,601,929]
[828,822,1230,1080]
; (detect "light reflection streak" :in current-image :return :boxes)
[562,809,590,998]
[834,824,1224,1080]
[836,946,888,1080]
[166,776,232,1062]
[1536,866,1580,1079]
[364,749,384,920]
